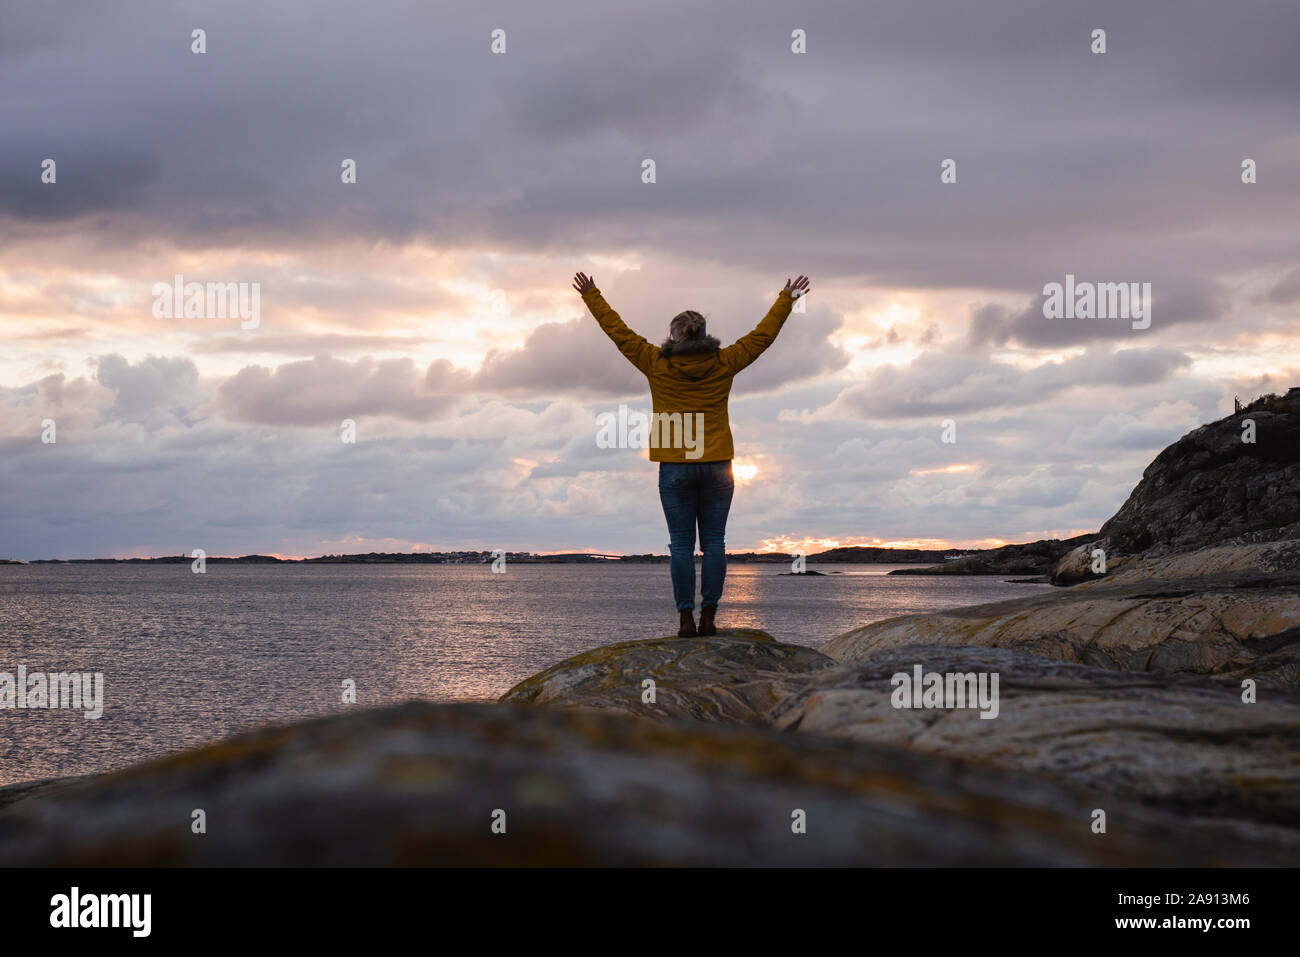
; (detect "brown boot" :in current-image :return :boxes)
[698,606,717,636]
[678,609,697,637]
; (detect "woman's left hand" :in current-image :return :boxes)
[572,272,596,294]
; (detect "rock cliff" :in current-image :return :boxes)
[1054,405,1300,584]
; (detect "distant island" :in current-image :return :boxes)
[13,546,983,565]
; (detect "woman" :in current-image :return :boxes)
[573,271,810,636]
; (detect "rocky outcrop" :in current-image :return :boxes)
[1052,541,1131,584]
[498,627,1300,830]
[1054,408,1300,584]
[0,701,1290,866]
[770,645,1300,830]
[1060,539,1300,586]
[889,536,1089,577]
[821,572,1300,688]
[500,629,836,723]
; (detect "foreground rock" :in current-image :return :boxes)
[497,630,1300,840]
[0,776,82,812]
[823,572,1300,688]
[771,645,1300,832]
[0,701,1289,866]
[500,628,836,723]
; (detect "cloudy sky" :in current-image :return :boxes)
[2,0,1298,559]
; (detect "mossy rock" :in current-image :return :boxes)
[501,630,836,724]
[1,701,1292,866]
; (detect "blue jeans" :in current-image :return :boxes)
[658,460,735,612]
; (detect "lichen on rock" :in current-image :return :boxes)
[500,628,837,723]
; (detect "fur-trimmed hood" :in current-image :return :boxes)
[659,334,721,357]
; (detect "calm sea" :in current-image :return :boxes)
[0,563,1049,785]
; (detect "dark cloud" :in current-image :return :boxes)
[505,42,772,143]
[0,150,157,220]
[2,0,1297,294]
[0,2,111,56]
[1264,268,1300,305]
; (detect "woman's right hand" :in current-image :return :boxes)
[783,275,811,298]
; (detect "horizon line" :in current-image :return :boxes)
[0,538,1090,564]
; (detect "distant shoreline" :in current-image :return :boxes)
[4,546,984,566]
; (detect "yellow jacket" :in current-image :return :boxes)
[582,285,794,462]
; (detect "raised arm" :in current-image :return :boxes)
[719,275,810,374]
[573,272,659,375]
